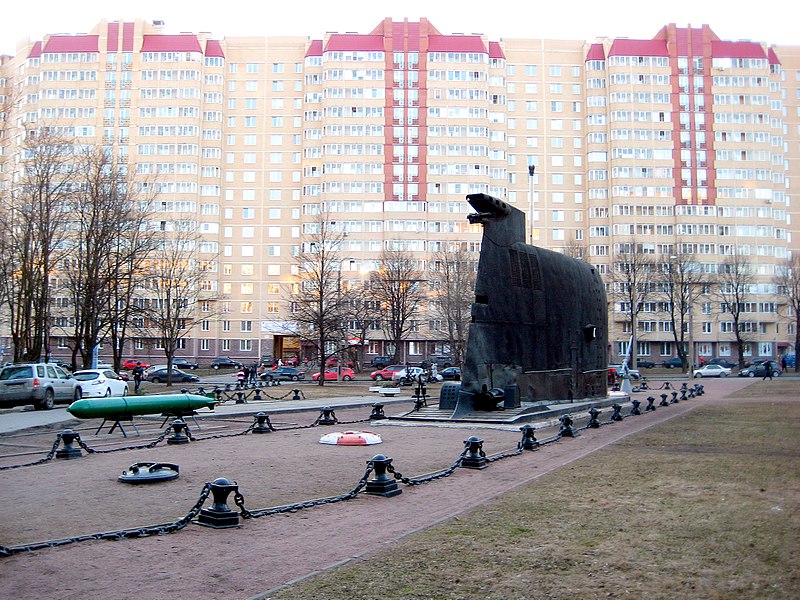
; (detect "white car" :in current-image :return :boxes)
[693,364,731,378]
[392,366,425,382]
[72,369,129,397]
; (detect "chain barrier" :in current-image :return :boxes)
[0,483,212,557]
[0,433,64,472]
[75,428,173,454]
[233,463,375,519]
[485,445,525,463]
[386,447,470,486]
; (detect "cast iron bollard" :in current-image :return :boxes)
[630,399,642,416]
[235,390,246,404]
[688,387,695,399]
[214,387,223,402]
[610,403,624,422]
[252,412,273,434]
[659,393,670,407]
[365,455,402,497]
[461,436,488,469]
[519,424,539,449]
[292,389,302,401]
[197,477,240,528]
[695,384,704,396]
[645,396,656,411]
[680,389,688,401]
[224,383,232,392]
[252,388,263,401]
[167,418,191,445]
[55,429,82,460]
[671,391,679,404]
[559,414,578,438]
[586,407,601,428]
[318,406,337,425]
[369,403,386,420]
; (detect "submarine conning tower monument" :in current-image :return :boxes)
[443,193,608,417]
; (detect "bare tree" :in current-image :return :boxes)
[287,214,350,384]
[138,226,210,385]
[715,252,756,369]
[340,282,382,372]
[609,241,657,368]
[0,128,75,362]
[57,148,157,370]
[660,252,705,371]
[371,248,426,364]
[428,246,476,366]
[775,255,800,372]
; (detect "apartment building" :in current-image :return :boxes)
[0,17,797,366]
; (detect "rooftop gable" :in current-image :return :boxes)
[141,34,202,53]
[42,35,99,53]
[608,38,668,57]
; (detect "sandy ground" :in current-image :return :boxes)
[0,378,754,599]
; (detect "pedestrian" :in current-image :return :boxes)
[762,361,774,380]
[250,363,258,384]
[132,362,144,393]
[237,368,246,386]
[781,355,787,371]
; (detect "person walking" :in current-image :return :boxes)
[762,361,774,381]
[132,362,144,393]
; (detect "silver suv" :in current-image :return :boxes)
[0,363,82,410]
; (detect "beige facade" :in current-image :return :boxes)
[0,18,797,366]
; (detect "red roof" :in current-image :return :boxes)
[305,39,323,57]
[324,34,385,52]
[488,41,505,59]
[42,35,99,53]
[28,40,42,59]
[767,47,780,65]
[585,43,605,61]
[107,22,119,53]
[608,38,668,57]
[141,34,202,53]
[205,40,224,57]
[711,40,766,59]
[427,35,487,53]
[122,22,134,52]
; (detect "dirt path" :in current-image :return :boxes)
[0,379,754,599]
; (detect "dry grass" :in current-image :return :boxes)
[270,398,800,599]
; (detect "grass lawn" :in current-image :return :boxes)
[270,395,800,599]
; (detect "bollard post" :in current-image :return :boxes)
[659,393,670,407]
[369,403,386,420]
[236,390,246,404]
[610,403,624,422]
[680,389,687,401]
[252,412,273,434]
[586,407,601,428]
[461,436,488,469]
[645,396,657,411]
[671,391,679,404]
[251,388,262,401]
[317,406,337,425]
[365,455,402,497]
[197,477,240,528]
[559,414,578,438]
[167,418,191,445]
[55,429,83,460]
[519,424,539,450]
[292,388,302,401]
[629,399,642,416]
[695,384,704,396]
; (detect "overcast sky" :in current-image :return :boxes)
[3,0,797,57]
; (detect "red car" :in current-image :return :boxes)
[122,359,152,370]
[370,365,406,381]
[312,367,355,381]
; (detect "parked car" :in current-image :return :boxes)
[171,358,199,370]
[47,359,73,371]
[420,355,454,369]
[370,356,392,368]
[325,356,355,367]
[122,359,152,371]
[608,365,641,380]
[0,363,82,410]
[260,366,305,382]
[392,366,425,383]
[146,368,200,384]
[312,367,355,381]
[706,357,736,369]
[662,357,685,369]
[72,369,129,397]
[636,360,656,369]
[693,364,732,378]
[738,361,781,378]
[209,358,243,370]
[370,365,406,381]
[439,367,462,381]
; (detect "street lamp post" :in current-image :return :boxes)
[527,164,536,245]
